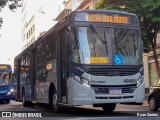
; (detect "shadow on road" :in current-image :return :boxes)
[2,101,155,117]
[0,100,10,104]
[36,103,136,117]
[61,107,136,117]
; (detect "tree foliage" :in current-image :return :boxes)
[95,0,160,77]
[0,0,21,28]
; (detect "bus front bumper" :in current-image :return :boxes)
[0,93,14,100]
[71,79,145,105]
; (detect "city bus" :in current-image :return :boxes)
[0,64,14,103]
[14,10,144,112]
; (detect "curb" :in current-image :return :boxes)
[142,96,149,107]
[142,101,148,107]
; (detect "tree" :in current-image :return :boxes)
[0,0,21,28]
[95,0,160,78]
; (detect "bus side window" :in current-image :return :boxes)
[46,34,55,61]
[2,74,9,85]
[37,41,46,64]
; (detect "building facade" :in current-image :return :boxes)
[21,0,63,50]
[55,0,98,21]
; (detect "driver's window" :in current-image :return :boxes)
[2,74,10,85]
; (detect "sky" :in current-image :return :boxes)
[0,7,22,65]
[0,0,64,67]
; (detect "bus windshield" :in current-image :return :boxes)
[0,65,12,85]
[72,26,142,65]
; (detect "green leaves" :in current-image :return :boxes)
[95,0,160,53]
[0,0,20,11]
[0,0,21,28]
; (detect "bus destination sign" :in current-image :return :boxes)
[0,65,8,69]
[87,13,128,23]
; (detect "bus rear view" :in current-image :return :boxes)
[70,10,144,112]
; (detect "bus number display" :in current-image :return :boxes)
[87,14,128,24]
[0,65,8,69]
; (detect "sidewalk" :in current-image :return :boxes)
[142,99,148,107]
[142,94,149,107]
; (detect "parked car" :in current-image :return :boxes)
[148,78,160,111]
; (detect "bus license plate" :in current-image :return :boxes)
[109,88,121,94]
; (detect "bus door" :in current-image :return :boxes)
[16,59,21,100]
[58,27,70,103]
[31,48,37,101]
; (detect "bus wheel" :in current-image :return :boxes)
[102,103,116,113]
[50,89,61,113]
[22,90,28,107]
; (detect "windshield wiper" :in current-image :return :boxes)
[90,24,106,44]
[90,24,108,54]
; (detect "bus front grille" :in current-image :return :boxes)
[95,96,134,99]
[0,93,6,95]
[0,93,6,98]
[87,68,137,76]
[92,85,136,94]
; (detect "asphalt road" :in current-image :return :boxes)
[0,100,159,120]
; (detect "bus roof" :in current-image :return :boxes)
[14,9,139,60]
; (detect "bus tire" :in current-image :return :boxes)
[102,103,116,113]
[22,89,28,107]
[49,88,61,113]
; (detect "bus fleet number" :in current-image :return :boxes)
[123,79,136,84]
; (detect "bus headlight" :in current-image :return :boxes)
[82,78,90,87]
[73,75,90,87]
[74,75,81,83]
[137,76,144,87]
[7,88,14,95]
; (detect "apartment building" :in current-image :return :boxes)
[55,0,98,21]
[21,0,63,50]
[76,0,98,10]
